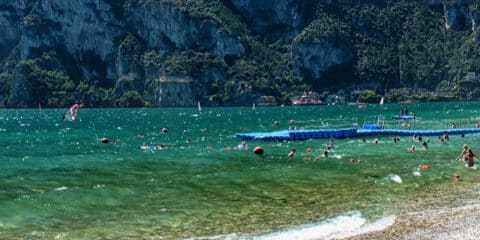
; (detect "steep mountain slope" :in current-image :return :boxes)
[1,0,479,107]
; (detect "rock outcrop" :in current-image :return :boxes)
[291,39,353,80]
[0,0,32,61]
[226,0,307,41]
[19,0,125,78]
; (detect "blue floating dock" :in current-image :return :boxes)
[235,127,480,141]
[391,114,416,120]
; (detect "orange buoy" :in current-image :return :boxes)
[100,137,109,144]
[307,148,312,153]
[357,159,362,163]
[349,159,355,163]
[454,174,460,179]
[225,146,231,151]
[161,128,168,133]
[253,146,264,155]
[420,165,429,169]
[315,157,319,161]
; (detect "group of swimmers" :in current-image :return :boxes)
[287,139,334,159]
[133,125,478,169]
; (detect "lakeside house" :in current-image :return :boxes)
[291,91,325,106]
[465,71,476,81]
[256,96,277,106]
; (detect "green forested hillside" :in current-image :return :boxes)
[1,0,480,107]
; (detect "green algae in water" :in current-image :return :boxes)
[1,102,480,239]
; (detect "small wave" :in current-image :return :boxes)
[389,174,402,184]
[185,233,238,240]
[252,212,396,240]
[54,186,68,191]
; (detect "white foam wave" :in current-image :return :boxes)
[389,174,402,184]
[187,212,395,240]
[185,233,238,240]
[54,186,68,191]
[252,212,396,240]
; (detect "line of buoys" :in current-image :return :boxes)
[253,146,264,155]
[100,137,109,144]
[348,158,362,164]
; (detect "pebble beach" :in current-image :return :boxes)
[346,182,480,240]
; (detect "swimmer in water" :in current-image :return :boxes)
[288,148,296,158]
[236,141,249,150]
[408,145,416,152]
[465,149,476,168]
[322,150,328,158]
[422,141,428,150]
[455,144,469,161]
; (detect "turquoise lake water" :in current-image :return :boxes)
[1,102,480,239]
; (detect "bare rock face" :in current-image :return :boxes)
[125,1,245,58]
[226,0,306,41]
[19,0,125,78]
[291,39,352,80]
[443,3,480,31]
[0,0,32,60]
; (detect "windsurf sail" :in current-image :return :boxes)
[62,104,80,121]
[197,101,202,113]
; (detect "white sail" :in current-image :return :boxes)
[197,101,202,112]
[379,97,384,105]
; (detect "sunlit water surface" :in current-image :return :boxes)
[1,102,480,239]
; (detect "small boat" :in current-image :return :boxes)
[391,114,415,120]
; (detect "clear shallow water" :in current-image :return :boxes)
[1,102,480,239]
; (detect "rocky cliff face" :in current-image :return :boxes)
[1,0,480,107]
[226,0,307,41]
[443,3,480,31]
[19,0,124,78]
[291,40,353,80]
[126,2,245,58]
[4,0,246,107]
[0,0,32,60]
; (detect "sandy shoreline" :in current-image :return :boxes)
[344,183,480,240]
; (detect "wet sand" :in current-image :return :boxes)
[345,182,480,240]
